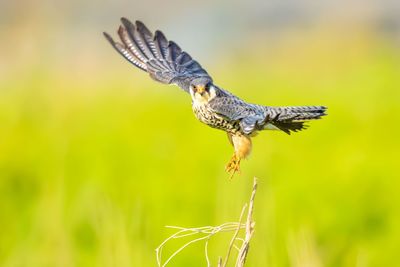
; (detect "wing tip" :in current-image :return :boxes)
[120,17,131,24]
[103,31,115,44]
[117,25,124,35]
[136,20,154,36]
[154,30,167,41]
[120,17,136,32]
[135,20,145,28]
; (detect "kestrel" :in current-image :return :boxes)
[104,18,327,177]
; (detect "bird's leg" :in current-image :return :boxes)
[225,153,241,179]
[225,132,251,179]
[225,154,237,171]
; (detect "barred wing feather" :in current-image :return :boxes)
[103,18,212,92]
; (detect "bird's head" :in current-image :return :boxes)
[189,77,217,103]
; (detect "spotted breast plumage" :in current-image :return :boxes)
[104,18,327,177]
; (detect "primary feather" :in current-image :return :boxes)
[103,18,212,92]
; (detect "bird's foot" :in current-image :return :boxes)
[225,154,241,179]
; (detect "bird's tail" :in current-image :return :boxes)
[263,106,327,134]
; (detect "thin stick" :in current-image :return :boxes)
[222,204,247,267]
[205,237,211,267]
[162,235,211,267]
[155,178,258,267]
[236,177,258,267]
[218,257,223,267]
[156,222,245,266]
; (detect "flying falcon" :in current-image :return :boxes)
[104,18,327,177]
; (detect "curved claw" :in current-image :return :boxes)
[225,154,241,179]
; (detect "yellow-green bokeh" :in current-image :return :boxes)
[1,1,400,266]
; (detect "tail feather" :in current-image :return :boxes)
[264,106,327,135]
[272,121,308,135]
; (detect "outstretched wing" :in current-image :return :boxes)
[103,18,212,92]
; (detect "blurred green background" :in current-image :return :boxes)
[1,0,400,266]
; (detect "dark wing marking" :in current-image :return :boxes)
[208,97,248,120]
[103,18,212,92]
[208,96,266,134]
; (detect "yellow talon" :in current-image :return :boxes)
[225,154,241,179]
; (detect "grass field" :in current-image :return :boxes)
[1,29,399,266]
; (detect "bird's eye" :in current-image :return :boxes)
[205,83,210,91]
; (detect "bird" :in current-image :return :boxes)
[103,18,327,178]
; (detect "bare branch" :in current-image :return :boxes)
[156,177,259,267]
[218,257,223,267]
[236,177,258,267]
[156,222,245,266]
[223,204,247,267]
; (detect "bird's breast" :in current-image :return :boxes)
[192,103,239,133]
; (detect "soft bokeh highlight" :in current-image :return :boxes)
[1,1,399,266]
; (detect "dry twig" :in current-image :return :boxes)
[155,177,258,267]
[235,178,258,267]
[222,204,247,266]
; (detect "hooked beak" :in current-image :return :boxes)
[195,85,206,96]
